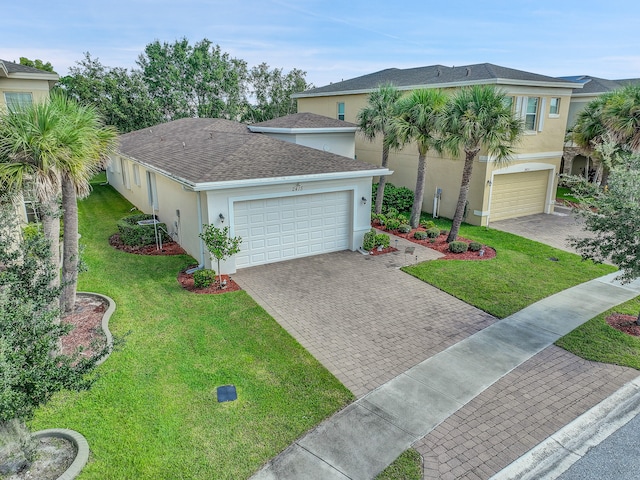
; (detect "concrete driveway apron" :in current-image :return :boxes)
[233,235,496,399]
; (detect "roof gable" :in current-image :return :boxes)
[250,112,356,129]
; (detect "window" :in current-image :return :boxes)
[524,97,539,131]
[4,92,33,111]
[120,158,130,189]
[549,97,561,116]
[147,171,159,210]
[503,96,514,111]
[133,164,141,186]
[337,102,345,121]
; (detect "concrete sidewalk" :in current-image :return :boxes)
[250,273,640,479]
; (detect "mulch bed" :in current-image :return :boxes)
[373,224,496,261]
[368,246,399,256]
[109,233,186,255]
[177,268,242,294]
[60,295,108,358]
[606,313,640,337]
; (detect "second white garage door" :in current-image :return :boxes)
[233,191,351,268]
[490,170,550,221]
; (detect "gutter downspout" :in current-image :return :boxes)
[197,191,205,268]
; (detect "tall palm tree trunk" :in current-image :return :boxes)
[41,200,61,289]
[410,152,427,228]
[447,152,476,243]
[61,176,79,315]
[374,143,390,214]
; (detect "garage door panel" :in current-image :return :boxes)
[233,191,351,268]
[490,170,549,222]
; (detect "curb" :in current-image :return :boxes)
[77,291,115,365]
[32,428,89,480]
[491,375,640,479]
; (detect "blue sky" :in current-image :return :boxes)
[3,0,639,87]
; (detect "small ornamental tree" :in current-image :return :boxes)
[199,225,242,287]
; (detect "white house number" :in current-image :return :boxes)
[292,183,303,191]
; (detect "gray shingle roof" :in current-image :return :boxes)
[295,63,580,97]
[0,59,58,78]
[118,118,382,187]
[250,112,356,129]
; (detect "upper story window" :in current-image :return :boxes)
[133,164,141,187]
[337,102,345,121]
[524,97,540,131]
[549,97,561,116]
[4,92,33,111]
[502,96,514,111]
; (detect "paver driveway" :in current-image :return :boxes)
[490,206,590,254]
[233,237,496,398]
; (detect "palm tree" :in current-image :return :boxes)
[387,88,448,227]
[439,85,523,243]
[51,93,118,314]
[0,92,118,314]
[356,83,401,214]
[0,99,66,279]
[602,84,640,153]
[569,92,615,184]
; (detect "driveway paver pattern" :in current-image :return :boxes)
[234,236,495,398]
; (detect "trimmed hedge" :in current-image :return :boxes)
[372,183,414,214]
[413,230,428,240]
[469,242,482,252]
[426,227,441,238]
[363,228,377,251]
[117,213,171,246]
[193,269,216,288]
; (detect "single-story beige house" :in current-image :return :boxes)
[107,116,388,273]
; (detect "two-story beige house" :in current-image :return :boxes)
[295,63,582,225]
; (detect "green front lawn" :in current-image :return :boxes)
[556,185,580,204]
[557,296,640,369]
[402,218,616,318]
[31,175,353,479]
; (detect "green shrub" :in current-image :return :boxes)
[469,242,482,252]
[440,229,449,236]
[397,213,410,224]
[371,213,386,225]
[413,230,428,240]
[374,233,390,248]
[21,223,41,241]
[398,224,411,234]
[384,218,401,231]
[372,183,414,214]
[420,220,436,230]
[426,227,441,238]
[363,228,377,251]
[117,214,171,246]
[385,207,399,219]
[448,241,468,253]
[193,269,216,288]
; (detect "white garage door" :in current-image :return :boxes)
[490,170,549,221]
[233,191,351,268]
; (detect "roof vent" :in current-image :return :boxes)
[436,68,441,77]
[182,142,186,149]
[466,67,471,76]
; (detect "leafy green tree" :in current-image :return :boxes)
[59,53,163,133]
[198,225,242,287]
[137,38,248,120]
[18,57,55,73]
[357,83,402,215]
[244,63,313,122]
[569,152,640,285]
[387,88,448,228]
[602,84,640,152]
[0,206,106,474]
[439,85,523,242]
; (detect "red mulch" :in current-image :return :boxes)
[109,233,187,255]
[60,295,108,358]
[177,268,242,294]
[373,224,496,261]
[368,246,399,256]
[606,313,640,337]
